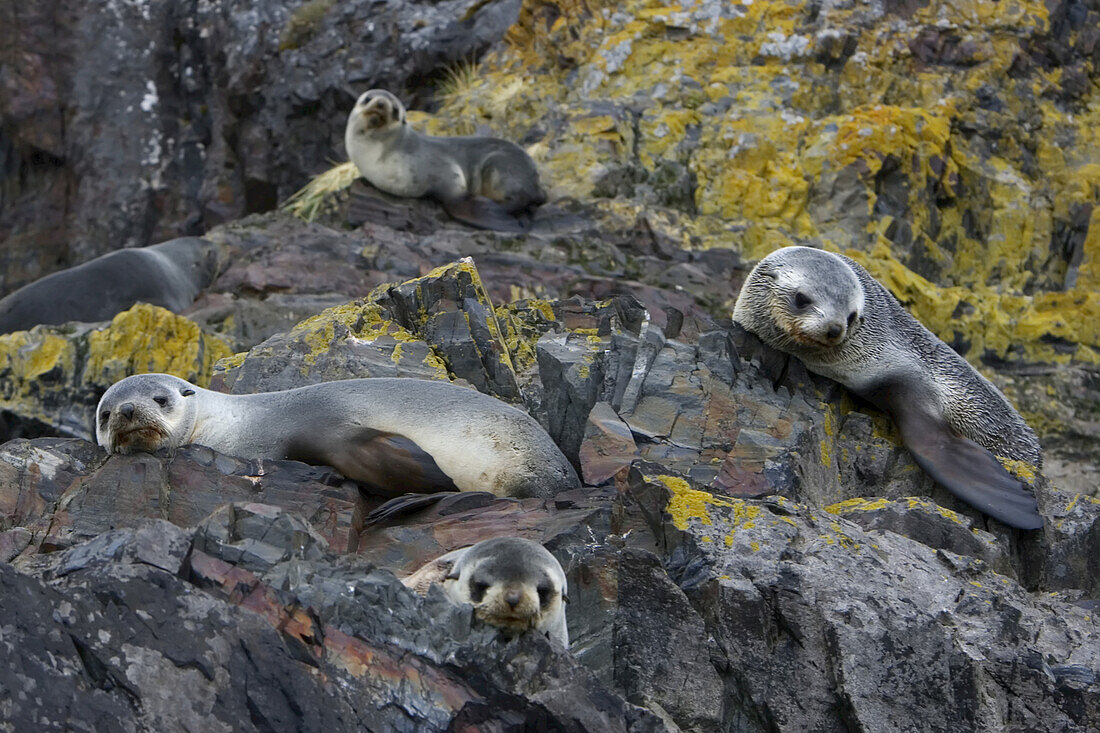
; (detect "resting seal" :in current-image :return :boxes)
[344,89,545,233]
[0,237,223,334]
[733,246,1043,529]
[402,537,569,646]
[95,374,579,498]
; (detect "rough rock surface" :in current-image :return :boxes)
[0,0,525,292]
[1,0,1098,729]
[2,261,1098,730]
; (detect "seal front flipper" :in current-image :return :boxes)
[296,428,460,497]
[440,194,529,233]
[400,547,469,596]
[890,401,1043,530]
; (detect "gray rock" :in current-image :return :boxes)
[0,0,523,295]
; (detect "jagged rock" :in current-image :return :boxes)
[620,467,1100,731]
[2,511,668,732]
[1029,491,1100,598]
[0,439,361,559]
[826,497,1014,576]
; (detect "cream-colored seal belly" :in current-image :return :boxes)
[733,245,1043,529]
[402,537,569,647]
[95,374,579,499]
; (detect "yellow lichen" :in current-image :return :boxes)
[655,473,762,534]
[85,304,232,386]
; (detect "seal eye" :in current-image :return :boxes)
[793,292,813,309]
[847,311,858,327]
[537,583,553,608]
[180,388,195,397]
[469,580,489,602]
[100,410,110,423]
[153,396,169,407]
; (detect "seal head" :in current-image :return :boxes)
[350,89,406,133]
[96,373,198,454]
[403,537,569,646]
[734,245,865,361]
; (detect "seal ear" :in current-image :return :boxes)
[180,388,195,397]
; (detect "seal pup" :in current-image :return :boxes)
[402,537,569,647]
[733,246,1043,529]
[0,238,223,334]
[344,89,545,233]
[96,374,579,498]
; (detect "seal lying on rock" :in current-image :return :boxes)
[344,89,545,233]
[402,537,569,647]
[0,237,223,334]
[95,373,579,498]
[733,246,1043,530]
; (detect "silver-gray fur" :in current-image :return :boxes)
[403,537,569,647]
[96,374,579,499]
[733,246,1043,529]
[0,238,223,334]
[344,89,545,232]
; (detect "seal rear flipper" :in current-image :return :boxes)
[364,490,498,527]
[295,429,459,497]
[440,194,529,233]
[893,407,1043,530]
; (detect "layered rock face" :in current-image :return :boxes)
[1,0,1098,730]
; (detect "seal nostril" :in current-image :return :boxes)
[826,325,842,340]
[120,403,135,420]
[505,591,522,608]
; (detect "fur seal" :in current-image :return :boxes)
[344,89,545,233]
[95,374,579,498]
[733,246,1044,529]
[0,238,223,334]
[402,537,569,646]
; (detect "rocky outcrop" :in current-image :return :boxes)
[1,259,1097,730]
[2,0,1098,728]
[3,512,664,731]
[0,0,523,293]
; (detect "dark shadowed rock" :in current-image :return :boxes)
[2,509,668,731]
[0,0,524,295]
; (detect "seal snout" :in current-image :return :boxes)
[357,95,398,129]
[119,402,136,420]
[504,588,523,609]
[820,320,850,346]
